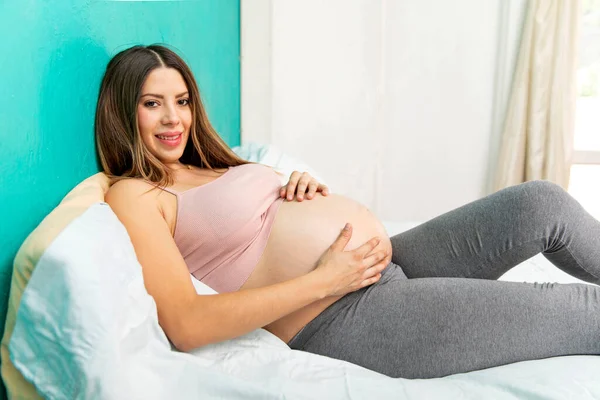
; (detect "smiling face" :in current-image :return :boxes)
[137,67,192,168]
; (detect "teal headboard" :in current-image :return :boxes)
[0,1,240,396]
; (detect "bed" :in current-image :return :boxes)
[2,144,600,399]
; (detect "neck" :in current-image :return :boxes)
[165,162,191,171]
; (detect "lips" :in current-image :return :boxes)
[156,131,181,139]
[155,132,183,147]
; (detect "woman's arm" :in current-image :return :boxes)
[106,180,387,351]
[279,170,329,201]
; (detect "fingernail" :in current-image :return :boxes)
[344,223,350,230]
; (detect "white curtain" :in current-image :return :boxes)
[493,0,581,191]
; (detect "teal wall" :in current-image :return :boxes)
[0,0,240,396]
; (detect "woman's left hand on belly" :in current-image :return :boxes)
[280,171,329,202]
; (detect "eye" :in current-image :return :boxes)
[178,98,190,106]
[144,100,159,108]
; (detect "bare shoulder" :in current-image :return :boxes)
[105,178,161,205]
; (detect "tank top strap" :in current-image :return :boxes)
[159,186,181,197]
[138,178,181,198]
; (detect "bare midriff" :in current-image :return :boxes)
[239,193,392,344]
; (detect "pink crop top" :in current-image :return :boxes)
[162,163,284,293]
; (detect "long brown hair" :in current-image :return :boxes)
[95,44,248,187]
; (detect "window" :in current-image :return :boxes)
[568,0,600,219]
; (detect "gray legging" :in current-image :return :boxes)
[287,180,600,379]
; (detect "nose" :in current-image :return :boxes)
[161,104,180,126]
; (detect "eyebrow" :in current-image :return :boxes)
[140,91,189,99]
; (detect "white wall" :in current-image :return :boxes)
[241,0,527,222]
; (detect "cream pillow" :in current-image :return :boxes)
[0,173,110,400]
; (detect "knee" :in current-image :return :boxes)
[521,180,570,202]
[511,180,574,220]
[520,180,568,199]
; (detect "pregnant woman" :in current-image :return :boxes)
[99,45,600,379]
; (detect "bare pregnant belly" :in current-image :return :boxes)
[239,193,392,343]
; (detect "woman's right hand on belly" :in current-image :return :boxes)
[313,223,391,297]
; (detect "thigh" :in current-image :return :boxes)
[390,182,552,279]
[293,270,600,379]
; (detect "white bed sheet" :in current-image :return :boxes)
[10,204,600,399]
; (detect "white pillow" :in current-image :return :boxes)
[232,142,327,187]
[9,203,281,399]
[10,203,160,399]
